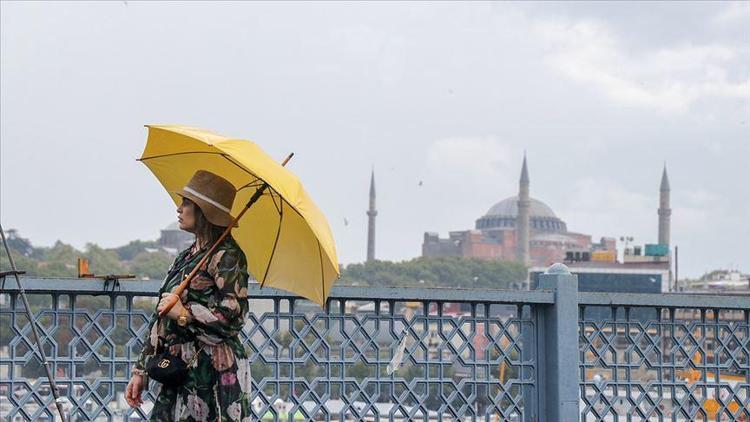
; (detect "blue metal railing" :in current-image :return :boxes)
[1,277,551,421]
[579,292,749,421]
[1,266,748,421]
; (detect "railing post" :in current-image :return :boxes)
[535,263,579,421]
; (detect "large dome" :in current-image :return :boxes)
[476,195,566,233]
[484,196,557,218]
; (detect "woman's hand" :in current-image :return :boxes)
[125,374,145,408]
[157,292,186,320]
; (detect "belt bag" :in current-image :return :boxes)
[146,339,203,387]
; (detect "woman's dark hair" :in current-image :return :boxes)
[186,198,227,247]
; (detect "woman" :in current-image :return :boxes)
[126,170,252,422]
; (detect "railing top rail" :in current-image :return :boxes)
[579,291,749,310]
[0,276,555,304]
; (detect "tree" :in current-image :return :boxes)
[340,256,526,289]
[83,243,126,275]
[41,241,79,265]
[0,248,38,276]
[129,250,173,280]
[113,240,160,261]
[3,229,33,256]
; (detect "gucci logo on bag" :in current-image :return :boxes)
[158,359,170,369]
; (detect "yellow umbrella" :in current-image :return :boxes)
[138,125,339,306]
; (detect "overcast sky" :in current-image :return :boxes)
[1,1,748,277]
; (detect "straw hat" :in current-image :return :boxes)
[174,170,238,227]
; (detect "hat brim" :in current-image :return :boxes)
[174,191,239,228]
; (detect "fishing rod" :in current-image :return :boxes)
[0,223,67,422]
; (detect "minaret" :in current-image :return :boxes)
[366,169,377,262]
[517,154,531,265]
[658,164,671,247]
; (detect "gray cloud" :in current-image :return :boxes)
[1,2,747,277]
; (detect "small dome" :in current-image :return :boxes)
[485,196,557,218]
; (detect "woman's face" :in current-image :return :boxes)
[177,198,196,233]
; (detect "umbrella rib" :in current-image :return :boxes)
[221,154,265,182]
[260,200,284,288]
[221,154,290,202]
[219,155,296,212]
[138,151,227,161]
[267,189,283,215]
[141,151,264,187]
[143,151,291,217]
[237,179,265,192]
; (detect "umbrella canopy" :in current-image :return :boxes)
[139,125,339,306]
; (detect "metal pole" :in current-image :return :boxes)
[535,263,579,421]
[0,223,67,422]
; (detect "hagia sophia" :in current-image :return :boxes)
[419,154,671,269]
[365,154,673,292]
[421,155,615,266]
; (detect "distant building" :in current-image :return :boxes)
[158,222,193,253]
[422,155,673,292]
[422,155,620,267]
[531,262,670,293]
[686,269,750,293]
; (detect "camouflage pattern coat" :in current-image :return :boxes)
[133,236,252,421]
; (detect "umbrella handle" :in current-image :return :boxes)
[158,152,294,317]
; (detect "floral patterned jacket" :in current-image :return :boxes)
[132,235,253,421]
